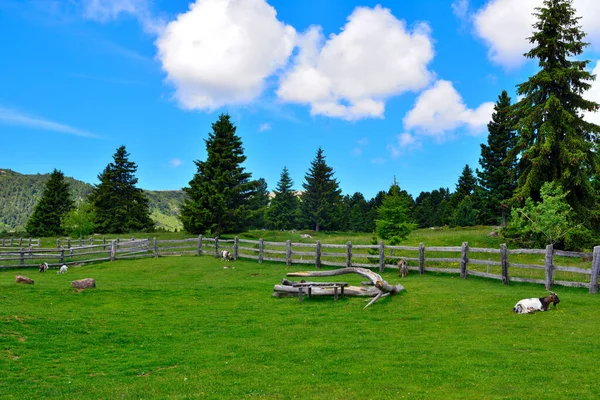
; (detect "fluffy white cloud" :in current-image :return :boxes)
[403,80,494,139]
[81,0,164,34]
[155,0,296,111]
[277,5,434,120]
[583,61,600,125]
[474,0,600,68]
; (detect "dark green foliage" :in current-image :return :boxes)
[89,145,154,234]
[61,201,95,238]
[364,190,386,232]
[300,148,343,232]
[143,190,188,231]
[413,188,451,228]
[247,178,269,230]
[375,180,416,244]
[180,114,257,235]
[455,164,476,200]
[453,197,477,227]
[511,0,600,225]
[25,169,74,237]
[0,169,92,231]
[266,167,300,230]
[477,90,517,225]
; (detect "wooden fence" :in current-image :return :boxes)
[0,237,40,248]
[1,236,599,294]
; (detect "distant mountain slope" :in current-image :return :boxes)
[0,169,187,232]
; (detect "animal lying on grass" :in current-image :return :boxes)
[513,292,560,314]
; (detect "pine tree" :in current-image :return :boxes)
[247,178,269,230]
[455,164,476,199]
[300,147,342,232]
[348,192,368,232]
[477,90,517,226]
[89,145,153,233]
[375,179,415,245]
[512,0,600,221]
[266,167,300,230]
[26,169,74,237]
[180,114,257,235]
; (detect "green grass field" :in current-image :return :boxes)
[2,253,600,399]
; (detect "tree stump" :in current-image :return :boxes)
[15,275,34,284]
[71,278,96,289]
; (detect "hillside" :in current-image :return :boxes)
[0,169,187,232]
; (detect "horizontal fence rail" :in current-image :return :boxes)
[1,236,599,294]
[0,237,41,248]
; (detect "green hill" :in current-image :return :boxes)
[0,169,187,232]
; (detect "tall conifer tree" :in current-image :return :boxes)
[266,167,299,230]
[180,114,257,235]
[26,169,74,236]
[300,148,342,232]
[478,90,517,226]
[512,0,600,222]
[89,146,153,233]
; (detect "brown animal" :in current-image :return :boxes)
[39,262,49,272]
[397,259,408,278]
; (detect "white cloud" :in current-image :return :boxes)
[155,0,296,111]
[583,61,600,125]
[452,0,470,21]
[258,123,272,132]
[473,0,600,69]
[353,137,369,156]
[403,80,494,140]
[277,5,434,120]
[81,0,163,34]
[0,106,99,138]
[169,158,183,167]
[387,133,421,158]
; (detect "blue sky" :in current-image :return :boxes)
[1,0,600,200]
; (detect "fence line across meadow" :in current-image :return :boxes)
[1,236,599,294]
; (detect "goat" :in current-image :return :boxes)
[397,259,408,278]
[513,292,560,314]
[221,250,233,261]
[57,265,68,274]
[39,262,49,273]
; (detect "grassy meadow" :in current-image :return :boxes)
[2,247,600,399]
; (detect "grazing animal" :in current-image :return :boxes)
[221,250,233,261]
[300,234,312,239]
[57,265,68,274]
[39,262,49,273]
[397,259,408,278]
[513,292,560,314]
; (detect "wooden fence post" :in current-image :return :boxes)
[419,242,425,275]
[315,240,321,269]
[346,241,352,268]
[19,237,22,247]
[20,249,24,267]
[10,237,13,247]
[589,246,600,294]
[60,249,64,264]
[1,238,4,247]
[460,241,469,279]
[379,241,385,273]
[286,240,292,266]
[500,243,509,285]
[258,239,264,264]
[110,240,116,261]
[67,238,71,249]
[153,237,158,258]
[28,238,31,247]
[79,238,82,247]
[545,244,554,291]
[234,236,239,260]
[214,237,219,258]
[56,239,60,248]
[198,235,203,256]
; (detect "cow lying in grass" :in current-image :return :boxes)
[513,292,560,314]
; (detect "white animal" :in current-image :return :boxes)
[57,265,68,274]
[39,262,49,273]
[513,292,560,314]
[221,250,232,261]
[300,234,312,239]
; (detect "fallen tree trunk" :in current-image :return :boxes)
[274,280,379,297]
[282,267,405,308]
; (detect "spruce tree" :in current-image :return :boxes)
[300,147,342,232]
[89,145,153,233]
[512,0,600,221]
[180,114,257,235]
[455,164,476,199]
[266,167,300,230]
[477,90,517,226]
[26,169,74,237]
[375,179,415,245]
[247,178,269,230]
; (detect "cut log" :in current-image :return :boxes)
[283,267,405,308]
[16,275,34,284]
[71,278,96,289]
